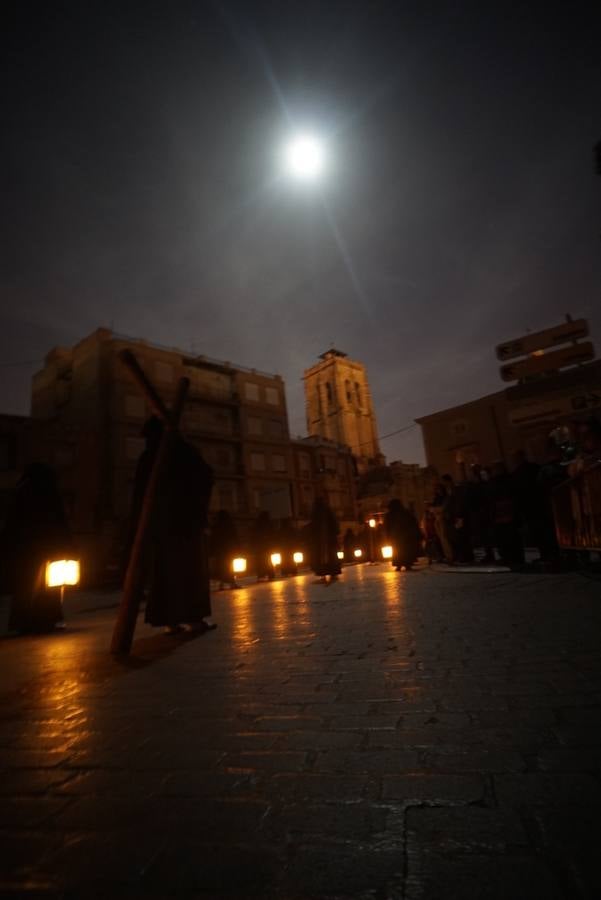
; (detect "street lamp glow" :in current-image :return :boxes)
[284,134,325,180]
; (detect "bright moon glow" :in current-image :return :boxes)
[284,135,325,180]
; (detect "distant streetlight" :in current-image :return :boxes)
[283,134,326,181]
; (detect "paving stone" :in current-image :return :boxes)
[313,748,421,774]
[285,844,403,897]
[495,773,601,807]
[270,773,380,802]
[406,807,528,853]
[218,750,308,772]
[1,565,600,898]
[405,852,563,900]
[382,774,485,804]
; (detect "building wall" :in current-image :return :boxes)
[303,350,382,470]
[291,437,358,532]
[416,359,601,478]
[29,329,303,569]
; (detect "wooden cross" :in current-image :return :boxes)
[110,349,190,655]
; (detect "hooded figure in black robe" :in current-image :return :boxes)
[130,417,214,630]
[384,499,421,571]
[308,496,341,581]
[2,463,72,633]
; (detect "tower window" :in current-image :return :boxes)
[355,383,362,407]
[326,383,333,406]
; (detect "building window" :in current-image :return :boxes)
[247,416,262,436]
[265,386,279,405]
[125,436,145,460]
[250,452,265,471]
[298,453,311,476]
[354,382,362,407]
[272,453,286,473]
[218,484,235,510]
[125,394,145,419]
[245,382,260,402]
[451,419,469,437]
[326,383,333,407]
[268,419,284,438]
[345,380,352,403]
[155,361,174,384]
[215,446,232,467]
[0,435,17,472]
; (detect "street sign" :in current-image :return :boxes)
[500,342,595,383]
[496,319,589,361]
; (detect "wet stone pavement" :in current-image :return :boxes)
[1,563,600,899]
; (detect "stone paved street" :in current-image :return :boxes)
[1,563,600,899]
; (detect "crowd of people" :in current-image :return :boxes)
[2,413,600,634]
[422,415,601,569]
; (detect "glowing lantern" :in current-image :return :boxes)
[381,545,393,560]
[293,551,304,564]
[270,552,282,567]
[368,518,377,528]
[232,557,247,574]
[353,549,362,559]
[46,559,80,588]
[337,550,344,560]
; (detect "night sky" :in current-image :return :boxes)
[2,1,600,463]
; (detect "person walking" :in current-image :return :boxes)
[130,416,215,634]
[2,463,72,633]
[489,461,525,567]
[308,496,341,584]
[384,498,421,571]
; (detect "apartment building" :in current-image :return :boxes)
[30,328,293,574]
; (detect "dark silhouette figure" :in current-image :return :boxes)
[251,511,275,580]
[442,474,473,564]
[131,417,214,633]
[511,450,542,549]
[308,496,341,583]
[384,498,421,570]
[489,461,525,567]
[2,463,72,633]
[342,527,355,561]
[210,509,241,589]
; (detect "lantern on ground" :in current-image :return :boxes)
[381,545,393,560]
[270,552,282,567]
[293,552,304,565]
[45,559,80,602]
[337,550,344,560]
[353,548,362,559]
[232,557,247,574]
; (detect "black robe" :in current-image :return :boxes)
[308,499,341,577]
[131,435,214,627]
[384,502,421,569]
